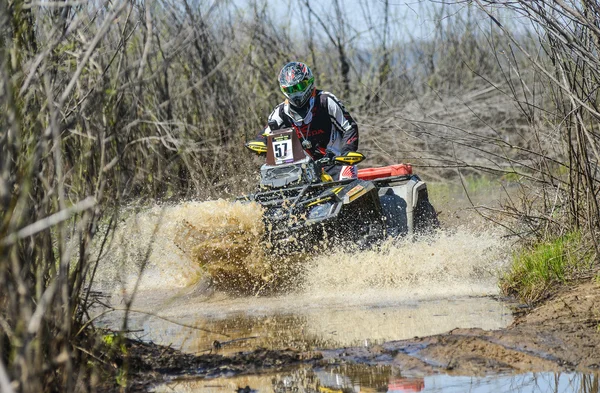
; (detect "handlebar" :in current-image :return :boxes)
[315,156,334,166]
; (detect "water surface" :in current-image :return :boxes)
[153,364,599,393]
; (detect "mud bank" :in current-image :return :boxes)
[106,341,325,392]
[113,281,599,392]
[323,281,600,374]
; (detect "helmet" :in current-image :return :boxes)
[278,62,315,108]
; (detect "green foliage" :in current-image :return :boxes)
[102,334,127,355]
[428,173,503,204]
[116,368,128,388]
[102,333,128,386]
[501,232,591,304]
[501,172,520,182]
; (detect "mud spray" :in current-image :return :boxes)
[94,200,513,352]
[95,199,509,298]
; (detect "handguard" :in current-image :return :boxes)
[316,151,366,167]
[245,141,268,155]
[334,151,365,165]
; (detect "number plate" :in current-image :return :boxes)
[273,137,293,164]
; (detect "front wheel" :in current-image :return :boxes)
[355,219,386,249]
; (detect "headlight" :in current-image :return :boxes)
[308,202,334,220]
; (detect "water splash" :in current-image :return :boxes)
[95,200,508,298]
[302,229,508,298]
[95,200,306,294]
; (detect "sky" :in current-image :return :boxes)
[229,0,513,46]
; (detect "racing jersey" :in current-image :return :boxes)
[257,90,359,159]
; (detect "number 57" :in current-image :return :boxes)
[275,143,288,158]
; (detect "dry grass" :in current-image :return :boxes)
[1,0,599,391]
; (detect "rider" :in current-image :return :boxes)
[246,61,359,180]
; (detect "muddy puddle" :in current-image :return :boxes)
[153,364,599,392]
[100,291,511,355]
[92,196,536,390]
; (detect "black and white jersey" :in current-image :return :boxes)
[257,90,359,159]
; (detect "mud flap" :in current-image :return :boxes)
[379,188,408,237]
[413,189,439,234]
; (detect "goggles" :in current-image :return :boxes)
[281,77,314,95]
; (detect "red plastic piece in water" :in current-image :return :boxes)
[357,164,413,180]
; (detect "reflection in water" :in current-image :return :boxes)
[153,365,599,393]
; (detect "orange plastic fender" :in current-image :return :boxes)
[357,164,413,180]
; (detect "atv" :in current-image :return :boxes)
[242,128,438,249]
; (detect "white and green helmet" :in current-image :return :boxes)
[278,62,315,108]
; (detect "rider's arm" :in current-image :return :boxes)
[326,95,359,155]
[256,103,286,140]
[246,104,286,154]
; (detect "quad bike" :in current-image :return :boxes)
[242,128,438,250]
